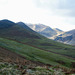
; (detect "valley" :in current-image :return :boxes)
[0,19,75,75]
[27,24,75,45]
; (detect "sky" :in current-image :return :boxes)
[0,0,75,31]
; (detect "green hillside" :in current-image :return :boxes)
[22,38,75,58]
[0,20,75,59]
[0,37,75,68]
[0,19,75,69]
[0,20,43,40]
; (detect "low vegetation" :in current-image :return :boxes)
[0,62,75,75]
[0,62,21,75]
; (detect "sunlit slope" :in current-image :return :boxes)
[20,38,75,58]
[0,37,75,68]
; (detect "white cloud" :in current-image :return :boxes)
[0,0,75,31]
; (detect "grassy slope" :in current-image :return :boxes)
[0,20,75,59]
[1,26,75,58]
[20,38,75,58]
[0,37,75,68]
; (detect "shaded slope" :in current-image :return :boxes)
[0,19,42,40]
[0,19,16,28]
[17,22,34,32]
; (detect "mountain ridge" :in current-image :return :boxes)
[55,29,75,45]
[27,24,63,39]
[27,23,75,45]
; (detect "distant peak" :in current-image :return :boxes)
[1,19,9,21]
[17,22,24,23]
[0,19,16,28]
[1,19,11,22]
[53,28,63,32]
[17,22,28,27]
[35,24,49,27]
[0,19,15,24]
[17,22,26,25]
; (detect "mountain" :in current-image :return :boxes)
[0,19,16,28]
[53,28,63,35]
[16,22,34,32]
[0,19,75,69]
[27,24,75,45]
[55,29,75,45]
[0,19,42,40]
[38,26,57,38]
[27,24,63,39]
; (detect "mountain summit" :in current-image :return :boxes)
[27,24,63,39]
[0,19,41,39]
